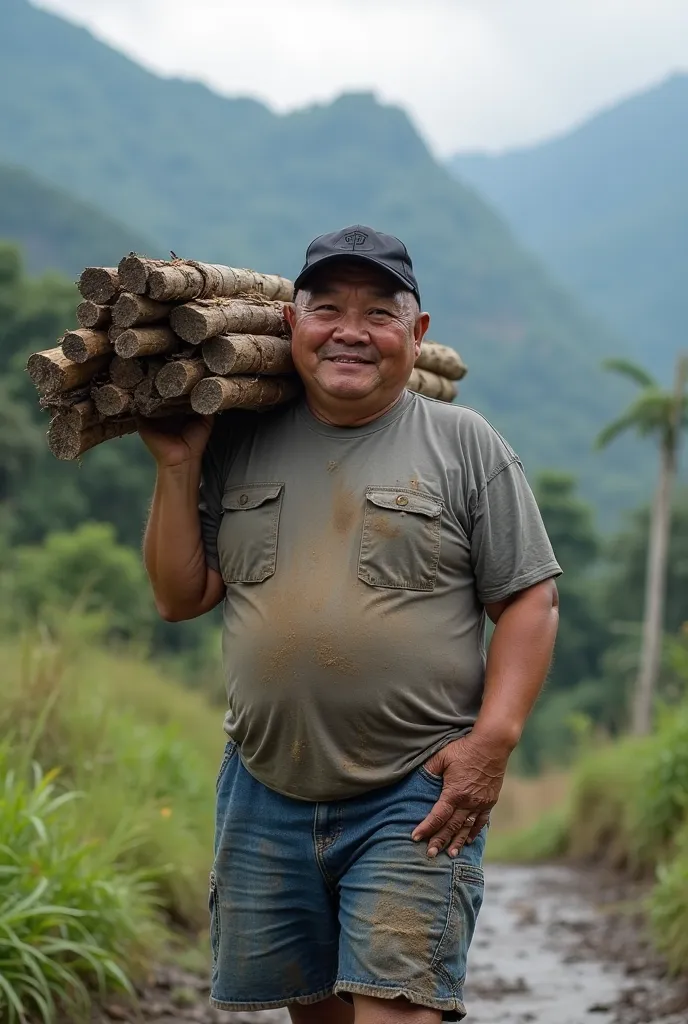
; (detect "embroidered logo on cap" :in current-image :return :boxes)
[334,229,375,252]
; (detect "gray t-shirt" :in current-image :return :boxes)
[199,390,561,801]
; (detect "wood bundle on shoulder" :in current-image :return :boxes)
[27,255,467,460]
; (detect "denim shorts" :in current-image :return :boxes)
[209,742,486,1021]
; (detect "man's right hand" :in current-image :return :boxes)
[138,414,215,468]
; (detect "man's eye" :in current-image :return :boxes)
[370,308,392,316]
[315,304,338,312]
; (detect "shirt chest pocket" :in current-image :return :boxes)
[358,488,443,592]
[218,483,284,584]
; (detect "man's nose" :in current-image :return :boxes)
[331,314,368,345]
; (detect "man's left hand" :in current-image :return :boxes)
[411,733,509,858]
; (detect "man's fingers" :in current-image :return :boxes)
[425,810,475,857]
[466,812,491,845]
[411,796,457,843]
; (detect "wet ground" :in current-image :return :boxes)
[99,865,688,1024]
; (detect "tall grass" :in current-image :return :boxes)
[0,618,226,1019]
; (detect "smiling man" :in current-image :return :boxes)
[140,225,561,1024]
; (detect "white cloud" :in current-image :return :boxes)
[32,0,688,154]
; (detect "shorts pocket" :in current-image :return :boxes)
[358,487,443,591]
[218,482,284,583]
[431,858,485,989]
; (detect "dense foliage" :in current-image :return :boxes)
[0,0,648,513]
[452,73,688,381]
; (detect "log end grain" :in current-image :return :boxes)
[76,301,112,330]
[190,375,298,415]
[155,358,207,398]
[117,254,150,295]
[109,355,145,390]
[78,267,120,304]
[48,417,138,460]
[92,383,132,418]
[62,329,112,364]
[112,292,172,328]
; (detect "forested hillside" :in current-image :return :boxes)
[0,163,157,276]
[451,74,688,380]
[0,0,643,511]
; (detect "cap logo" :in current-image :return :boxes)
[334,229,374,252]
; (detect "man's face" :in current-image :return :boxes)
[286,262,429,414]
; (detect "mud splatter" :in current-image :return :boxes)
[291,738,306,763]
[369,512,402,539]
[327,460,339,473]
[315,636,357,675]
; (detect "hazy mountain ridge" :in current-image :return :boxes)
[451,73,688,380]
[0,0,642,512]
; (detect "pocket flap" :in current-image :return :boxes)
[222,482,284,511]
[365,488,442,518]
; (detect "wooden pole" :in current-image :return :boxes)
[190,375,299,415]
[114,326,180,359]
[48,417,137,460]
[117,254,167,295]
[92,383,133,418]
[407,367,457,402]
[27,348,111,395]
[112,292,173,328]
[109,355,145,390]
[48,399,99,433]
[76,301,112,330]
[78,267,120,304]
[62,329,112,364]
[415,342,467,381]
[155,359,208,398]
[145,261,294,303]
[202,334,293,376]
[170,298,287,344]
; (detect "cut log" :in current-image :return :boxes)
[202,333,293,376]
[190,375,299,415]
[112,292,173,328]
[76,301,112,330]
[109,326,126,344]
[48,417,137,460]
[117,254,167,294]
[109,355,145,390]
[92,384,133,418]
[415,342,467,382]
[170,298,287,344]
[27,348,111,395]
[78,267,120,304]
[48,399,99,433]
[154,359,208,398]
[62,329,112,364]
[407,367,457,403]
[145,261,294,303]
[114,326,180,359]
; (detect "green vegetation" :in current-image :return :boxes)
[0,0,650,513]
[0,624,223,1020]
[451,73,688,381]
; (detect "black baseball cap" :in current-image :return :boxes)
[293,224,421,306]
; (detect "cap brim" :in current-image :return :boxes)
[293,254,420,305]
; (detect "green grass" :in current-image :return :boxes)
[0,620,226,1020]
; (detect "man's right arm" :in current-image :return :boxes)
[141,416,226,622]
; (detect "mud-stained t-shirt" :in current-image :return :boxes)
[198,390,561,801]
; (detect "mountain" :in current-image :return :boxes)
[451,74,688,381]
[0,0,642,513]
[0,163,156,276]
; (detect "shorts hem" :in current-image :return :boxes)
[334,980,466,1019]
[209,983,335,1011]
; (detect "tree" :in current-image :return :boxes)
[596,354,688,735]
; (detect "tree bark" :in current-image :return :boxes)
[48,399,99,432]
[48,416,137,460]
[92,383,133,418]
[78,267,120,304]
[415,342,467,381]
[145,261,294,303]
[114,326,180,359]
[407,367,457,402]
[27,347,111,395]
[76,301,112,330]
[117,254,167,294]
[62,329,112,364]
[202,334,293,376]
[109,355,145,390]
[190,375,299,414]
[112,292,173,328]
[155,358,208,398]
[170,298,287,344]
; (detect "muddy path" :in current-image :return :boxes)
[100,865,687,1024]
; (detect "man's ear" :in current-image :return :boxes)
[284,302,298,333]
[413,312,431,358]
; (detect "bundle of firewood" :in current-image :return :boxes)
[26,256,468,460]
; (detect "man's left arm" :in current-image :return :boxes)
[412,455,561,858]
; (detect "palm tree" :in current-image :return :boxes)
[596,352,688,735]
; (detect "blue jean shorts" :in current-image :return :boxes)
[209,742,486,1020]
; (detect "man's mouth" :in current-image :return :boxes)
[327,356,373,364]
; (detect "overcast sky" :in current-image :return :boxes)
[34,0,688,156]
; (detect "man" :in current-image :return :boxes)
[140,225,560,1024]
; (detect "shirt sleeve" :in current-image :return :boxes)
[198,423,227,573]
[470,459,562,605]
